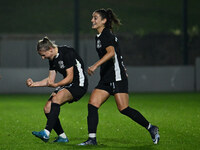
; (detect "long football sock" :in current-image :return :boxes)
[45,113,64,135]
[87,104,98,135]
[120,106,149,129]
[54,118,64,135]
[45,103,60,133]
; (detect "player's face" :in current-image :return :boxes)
[38,49,54,60]
[91,12,106,31]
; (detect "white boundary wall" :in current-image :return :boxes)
[196,57,200,91]
[0,35,199,93]
[0,66,196,94]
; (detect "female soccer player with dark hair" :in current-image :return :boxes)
[78,8,160,145]
[26,37,88,143]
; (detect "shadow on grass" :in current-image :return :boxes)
[52,137,154,150]
[58,144,154,150]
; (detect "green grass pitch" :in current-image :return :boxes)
[0,92,200,150]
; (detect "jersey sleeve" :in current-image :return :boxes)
[63,49,76,69]
[102,33,115,49]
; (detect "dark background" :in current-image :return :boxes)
[0,0,199,66]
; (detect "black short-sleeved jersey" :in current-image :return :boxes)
[95,28,127,83]
[49,46,88,88]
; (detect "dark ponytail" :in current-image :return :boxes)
[37,36,57,51]
[94,8,121,31]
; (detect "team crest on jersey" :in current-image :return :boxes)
[115,37,118,42]
[58,61,65,69]
[97,39,102,48]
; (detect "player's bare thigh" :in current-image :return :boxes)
[89,89,110,108]
[51,89,73,105]
[43,89,73,113]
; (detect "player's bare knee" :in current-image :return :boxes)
[51,96,60,104]
[89,101,100,108]
[44,101,51,113]
[89,98,102,108]
[118,107,123,112]
[118,105,128,112]
[44,105,50,113]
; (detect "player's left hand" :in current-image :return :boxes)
[88,65,97,76]
[47,80,58,87]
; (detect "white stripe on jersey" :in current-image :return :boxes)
[75,59,85,87]
[114,52,122,81]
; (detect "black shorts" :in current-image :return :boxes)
[50,83,87,103]
[95,79,128,95]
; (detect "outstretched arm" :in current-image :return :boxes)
[26,70,56,87]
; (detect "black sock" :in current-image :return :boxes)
[45,113,64,135]
[120,106,149,129]
[54,118,64,135]
[45,103,60,132]
[87,104,98,133]
[45,113,49,119]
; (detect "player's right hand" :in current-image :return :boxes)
[26,78,33,87]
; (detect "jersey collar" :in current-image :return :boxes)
[55,52,59,59]
[97,33,101,37]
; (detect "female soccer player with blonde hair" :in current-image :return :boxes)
[27,37,88,143]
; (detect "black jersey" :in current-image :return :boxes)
[95,28,127,83]
[49,46,87,88]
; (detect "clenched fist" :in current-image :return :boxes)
[26,78,34,87]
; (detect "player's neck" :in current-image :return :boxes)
[55,47,58,55]
[97,26,105,34]
[51,47,58,60]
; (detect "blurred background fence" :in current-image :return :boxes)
[0,0,200,93]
